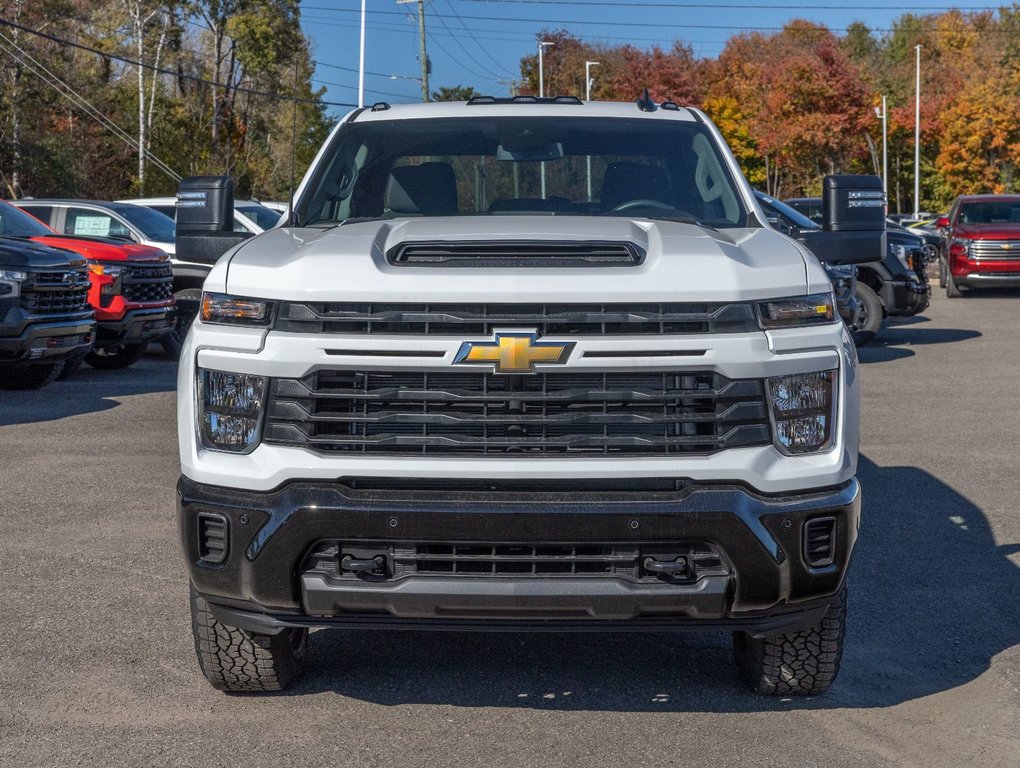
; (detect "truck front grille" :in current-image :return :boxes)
[22,268,91,315]
[305,542,729,582]
[263,369,772,456]
[121,264,174,303]
[275,302,758,336]
[970,240,1020,260]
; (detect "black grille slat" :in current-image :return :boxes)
[265,370,771,457]
[121,264,174,303]
[21,268,90,315]
[275,302,757,336]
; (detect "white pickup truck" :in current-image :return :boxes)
[175,95,883,694]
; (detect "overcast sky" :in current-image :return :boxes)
[301,1,1005,113]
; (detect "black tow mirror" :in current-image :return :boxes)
[175,176,253,265]
[794,175,886,265]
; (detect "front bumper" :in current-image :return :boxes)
[95,306,174,347]
[885,278,930,316]
[179,476,859,636]
[954,272,1020,289]
[0,311,96,363]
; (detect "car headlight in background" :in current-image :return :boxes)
[88,262,126,306]
[198,369,267,453]
[757,293,835,329]
[892,244,914,272]
[201,292,274,326]
[0,269,27,298]
[766,370,837,455]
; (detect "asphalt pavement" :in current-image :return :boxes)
[1,290,1018,768]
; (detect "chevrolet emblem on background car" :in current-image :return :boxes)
[454,330,574,374]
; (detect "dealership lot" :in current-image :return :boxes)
[0,291,1018,768]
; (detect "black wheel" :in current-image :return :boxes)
[0,362,62,390]
[56,349,88,380]
[85,342,147,370]
[850,283,883,341]
[937,257,947,288]
[190,584,307,693]
[946,271,963,298]
[733,583,847,695]
[161,288,203,359]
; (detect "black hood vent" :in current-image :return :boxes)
[387,240,645,268]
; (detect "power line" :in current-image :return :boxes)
[441,0,515,77]
[0,16,357,108]
[453,0,1002,9]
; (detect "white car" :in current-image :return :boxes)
[175,96,882,696]
[117,197,282,234]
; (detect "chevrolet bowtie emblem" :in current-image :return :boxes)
[454,330,574,374]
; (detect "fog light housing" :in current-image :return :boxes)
[766,370,837,455]
[198,368,267,453]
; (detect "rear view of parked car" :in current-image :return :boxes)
[937,195,1020,297]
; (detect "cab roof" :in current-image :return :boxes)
[350,97,703,123]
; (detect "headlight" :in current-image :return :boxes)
[757,293,835,329]
[766,370,837,455]
[201,292,274,326]
[87,263,126,277]
[198,369,267,453]
[0,269,27,298]
[892,244,913,272]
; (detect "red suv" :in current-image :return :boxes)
[938,195,1020,297]
[0,200,174,371]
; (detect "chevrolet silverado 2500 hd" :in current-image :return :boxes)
[176,96,884,695]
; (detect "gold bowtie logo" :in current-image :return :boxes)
[454,331,574,374]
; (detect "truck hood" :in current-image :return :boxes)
[955,223,1020,239]
[223,216,818,303]
[0,237,87,270]
[29,234,169,263]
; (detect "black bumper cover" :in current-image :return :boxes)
[178,477,860,637]
[96,307,173,346]
[0,311,95,363]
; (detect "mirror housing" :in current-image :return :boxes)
[793,175,886,265]
[936,216,950,228]
[175,176,252,265]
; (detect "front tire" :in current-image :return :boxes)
[733,583,847,695]
[85,342,147,370]
[189,585,307,693]
[850,283,883,345]
[161,288,203,359]
[946,271,963,298]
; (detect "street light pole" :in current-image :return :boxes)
[914,44,921,218]
[874,95,887,198]
[538,40,554,199]
[585,60,600,202]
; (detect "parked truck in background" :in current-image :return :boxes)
[175,96,885,695]
[937,194,1020,297]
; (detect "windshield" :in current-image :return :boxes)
[110,203,176,242]
[958,200,1020,225]
[0,201,56,237]
[298,116,749,228]
[237,204,282,230]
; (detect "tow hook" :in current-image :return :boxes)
[643,556,689,578]
[341,555,387,575]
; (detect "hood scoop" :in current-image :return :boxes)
[386,240,645,268]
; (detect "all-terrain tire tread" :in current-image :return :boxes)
[733,584,846,696]
[189,585,306,693]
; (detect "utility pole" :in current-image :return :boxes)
[585,60,600,202]
[914,44,921,218]
[397,0,430,101]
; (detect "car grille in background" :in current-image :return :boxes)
[970,240,1020,261]
[21,268,91,315]
[275,302,758,335]
[304,542,729,582]
[122,263,174,303]
[387,240,645,267]
[263,370,772,456]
